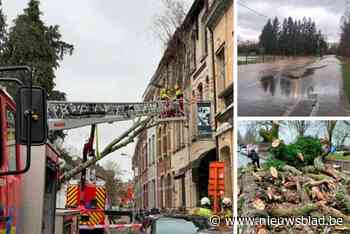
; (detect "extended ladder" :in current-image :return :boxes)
[47,100,186,131]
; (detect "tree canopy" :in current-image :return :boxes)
[1,0,73,95]
[259,16,327,56]
[339,3,350,56]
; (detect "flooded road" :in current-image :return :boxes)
[238,55,350,116]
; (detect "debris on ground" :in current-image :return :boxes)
[238,137,350,234]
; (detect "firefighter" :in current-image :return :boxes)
[194,197,213,218]
[160,88,170,118]
[174,85,184,115]
[221,197,233,219]
[160,88,169,100]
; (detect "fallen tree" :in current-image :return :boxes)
[60,116,153,183]
[238,137,350,234]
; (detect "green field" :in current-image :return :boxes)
[341,57,350,102]
[326,152,350,161]
[238,55,287,65]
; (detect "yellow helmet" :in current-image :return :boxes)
[160,88,166,95]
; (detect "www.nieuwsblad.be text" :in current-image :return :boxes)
[209,215,344,226]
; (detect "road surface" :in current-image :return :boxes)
[238,55,350,116]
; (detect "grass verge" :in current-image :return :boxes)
[340,57,350,102]
[326,152,350,161]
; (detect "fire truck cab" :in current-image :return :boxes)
[0,88,22,233]
[0,85,56,233]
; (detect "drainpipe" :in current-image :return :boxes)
[209,27,220,161]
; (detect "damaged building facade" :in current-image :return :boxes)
[132,0,233,211]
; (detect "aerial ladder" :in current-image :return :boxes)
[47,100,186,233]
[47,99,186,181]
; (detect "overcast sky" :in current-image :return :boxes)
[238,0,347,43]
[2,0,192,181]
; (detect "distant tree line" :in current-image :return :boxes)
[339,3,350,57]
[259,17,328,56]
[237,41,260,55]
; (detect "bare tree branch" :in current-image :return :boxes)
[151,0,189,48]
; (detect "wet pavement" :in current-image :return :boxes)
[238,55,350,116]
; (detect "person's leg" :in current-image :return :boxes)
[257,159,260,168]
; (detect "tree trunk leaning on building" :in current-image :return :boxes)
[60,117,152,183]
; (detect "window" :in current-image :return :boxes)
[148,139,152,165]
[7,109,16,171]
[152,179,156,207]
[217,48,226,91]
[176,122,180,150]
[157,128,162,160]
[144,143,148,169]
[198,84,203,101]
[152,135,155,163]
[201,25,208,56]
[163,126,167,157]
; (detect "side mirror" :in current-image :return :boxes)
[16,86,47,145]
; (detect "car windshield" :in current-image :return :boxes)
[154,217,199,234]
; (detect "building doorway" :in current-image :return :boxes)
[192,148,217,205]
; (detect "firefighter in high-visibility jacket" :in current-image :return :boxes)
[193,197,213,218]
[160,88,169,100]
[221,197,233,219]
[160,88,170,118]
[175,85,184,115]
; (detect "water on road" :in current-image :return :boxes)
[238,55,350,116]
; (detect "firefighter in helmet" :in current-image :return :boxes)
[160,88,170,118]
[160,88,169,100]
[194,197,213,218]
[174,85,184,115]
[221,197,233,219]
[175,85,183,99]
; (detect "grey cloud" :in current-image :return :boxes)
[238,0,347,42]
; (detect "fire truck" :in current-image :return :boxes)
[0,65,186,234]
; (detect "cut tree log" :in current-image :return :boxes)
[269,203,317,217]
[317,203,350,223]
[306,173,333,181]
[296,178,311,203]
[304,179,334,188]
[282,165,302,175]
[314,156,326,171]
[302,166,316,173]
[311,186,326,201]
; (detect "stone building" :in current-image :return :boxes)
[207,0,234,199]
[132,0,234,211]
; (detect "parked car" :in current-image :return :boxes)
[148,215,232,234]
